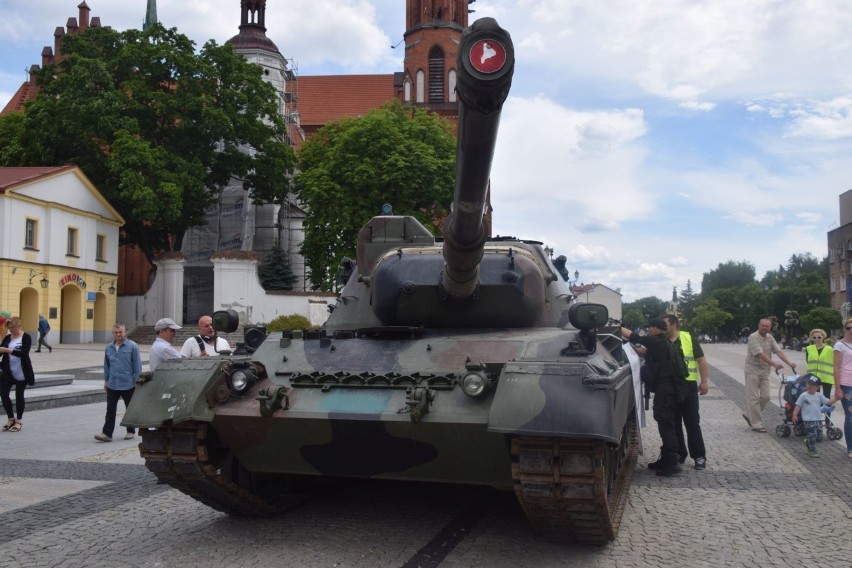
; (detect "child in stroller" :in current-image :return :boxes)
[776,372,843,440]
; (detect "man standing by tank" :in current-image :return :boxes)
[148,318,184,371]
[35,314,52,353]
[743,318,796,432]
[622,319,686,476]
[95,323,141,442]
[180,315,230,358]
[662,314,708,470]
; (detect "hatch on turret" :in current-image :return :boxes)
[356,216,435,276]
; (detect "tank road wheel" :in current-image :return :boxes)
[139,422,311,517]
[511,417,638,545]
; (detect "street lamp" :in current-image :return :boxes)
[28,269,49,289]
[740,302,750,327]
[99,278,116,295]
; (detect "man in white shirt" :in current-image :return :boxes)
[148,318,184,371]
[180,315,231,358]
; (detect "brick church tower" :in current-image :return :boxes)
[400,1,471,125]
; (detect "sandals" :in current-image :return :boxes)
[2,418,15,431]
[8,420,21,433]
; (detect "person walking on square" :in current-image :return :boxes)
[662,314,708,470]
[95,323,142,442]
[791,374,839,458]
[743,318,796,433]
[180,315,230,358]
[832,317,852,459]
[806,329,834,398]
[148,318,184,371]
[35,313,52,353]
[0,317,35,433]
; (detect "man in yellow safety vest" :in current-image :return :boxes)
[662,314,708,470]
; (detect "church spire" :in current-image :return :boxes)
[143,0,158,31]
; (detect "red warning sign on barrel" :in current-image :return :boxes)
[469,39,506,74]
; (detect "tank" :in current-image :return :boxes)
[122,17,638,545]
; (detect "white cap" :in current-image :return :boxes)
[154,318,182,331]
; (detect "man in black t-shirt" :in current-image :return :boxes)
[622,319,685,476]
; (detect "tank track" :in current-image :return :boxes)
[139,422,303,516]
[511,417,638,545]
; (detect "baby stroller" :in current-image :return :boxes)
[775,371,843,440]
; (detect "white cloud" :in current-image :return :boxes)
[722,211,782,227]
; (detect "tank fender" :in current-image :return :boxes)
[122,359,225,429]
[486,361,634,444]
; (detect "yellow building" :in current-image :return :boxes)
[0,166,124,343]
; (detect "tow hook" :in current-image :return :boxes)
[257,385,291,418]
[405,387,435,423]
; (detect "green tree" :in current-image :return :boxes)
[678,279,699,323]
[800,307,842,338]
[257,241,298,290]
[689,299,733,339]
[621,306,645,330]
[4,24,295,264]
[295,101,456,291]
[701,260,756,299]
[0,112,26,164]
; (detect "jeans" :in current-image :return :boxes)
[675,381,706,459]
[841,385,852,452]
[103,387,135,437]
[37,331,51,352]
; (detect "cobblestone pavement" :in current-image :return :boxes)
[0,344,850,567]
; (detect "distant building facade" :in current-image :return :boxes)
[0,166,123,342]
[828,190,852,318]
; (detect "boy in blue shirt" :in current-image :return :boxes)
[792,374,839,457]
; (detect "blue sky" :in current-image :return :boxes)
[0,0,845,302]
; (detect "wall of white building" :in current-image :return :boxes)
[117,256,333,330]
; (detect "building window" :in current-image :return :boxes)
[25,219,38,249]
[96,234,106,262]
[428,46,445,102]
[404,78,412,102]
[416,70,425,103]
[448,69,457,102]
[67,227,78,257]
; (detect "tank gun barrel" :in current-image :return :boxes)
[441,17,515,298]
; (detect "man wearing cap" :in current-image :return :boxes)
[149,318,184,371]
[622,319,688,476]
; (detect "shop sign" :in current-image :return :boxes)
[59,273,88,288]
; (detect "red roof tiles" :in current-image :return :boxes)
[297,74,398,131]
[0,166,75,192]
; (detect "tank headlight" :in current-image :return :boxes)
[461,371,489,397]
[229,369,252,392]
